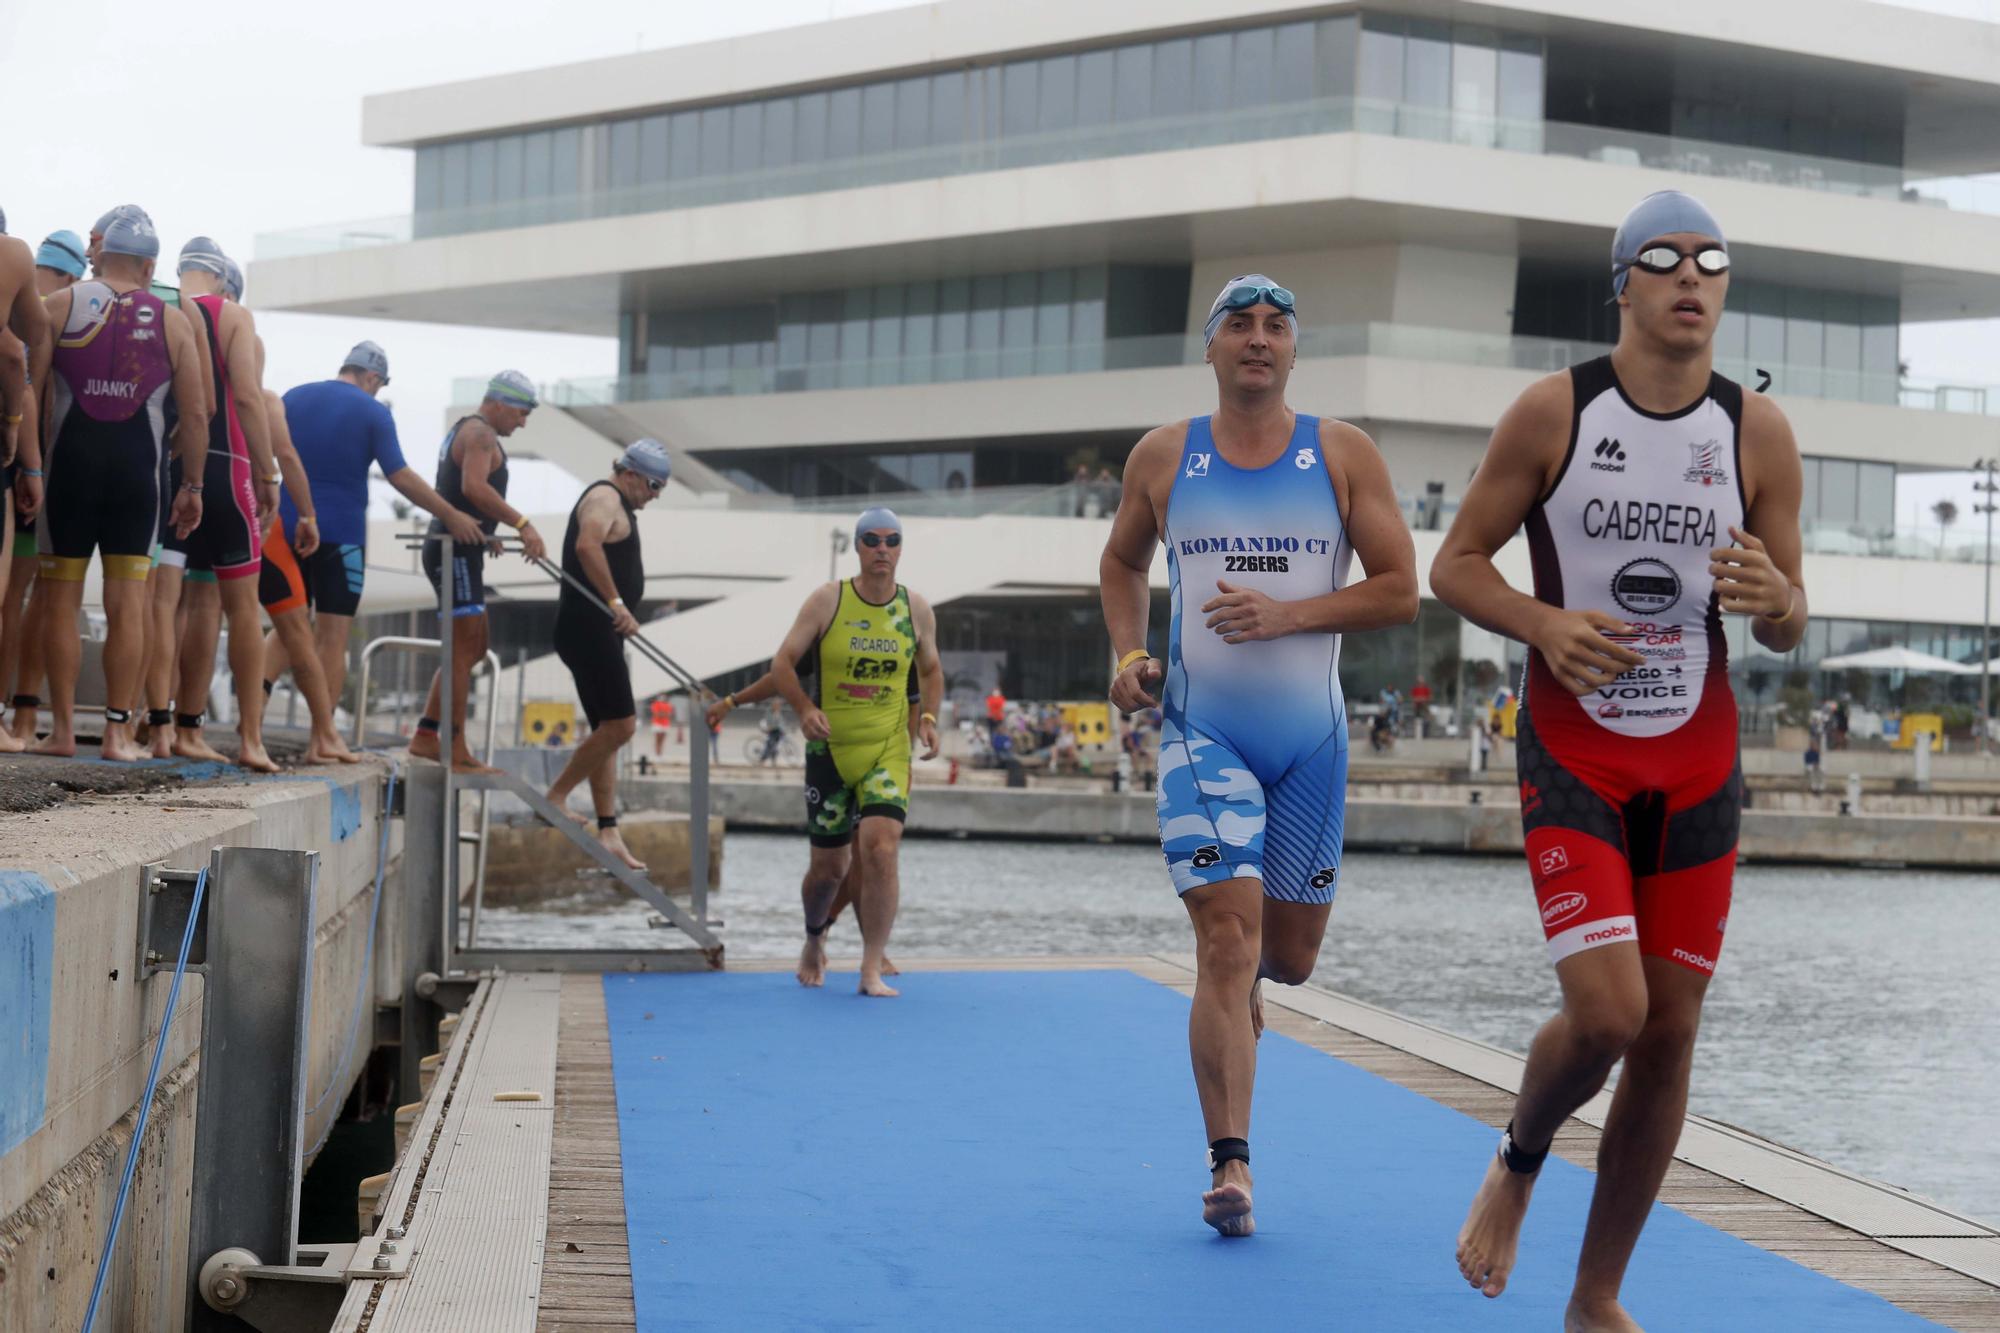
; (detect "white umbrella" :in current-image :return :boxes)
[1818,646,1978,674]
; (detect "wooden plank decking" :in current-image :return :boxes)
[535,957,2000,1330]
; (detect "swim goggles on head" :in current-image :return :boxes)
[1214,282,1296,315]
[1624,245,1729,278]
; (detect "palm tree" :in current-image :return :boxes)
[1933,498,1959,559]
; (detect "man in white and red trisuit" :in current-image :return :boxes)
[1431,191,1806,1332]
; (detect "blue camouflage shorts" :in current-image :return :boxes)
[1155,718,1349,903]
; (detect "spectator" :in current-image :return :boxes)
[985,684,1006,737]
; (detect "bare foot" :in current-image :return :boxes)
[8,711,35,744]
[1203,1162,1255,1237]
[546,796,592,829]
[796,936,827,988]
[30,730,75,758]
[1251,978,1265,1040]
[236,738,281,774]
[408,731,441,762]
[1458,1152,1538,1299]
[449,749,500,775]
[1565,1297,1644,1332]
[858,971,900,998]
[173,731,231,764]
[148,726,176,759]
[0,729,23,754]
[304,731,361,765]
[100,726,148,763]
[598,826,647,872]
[881,956,900,977]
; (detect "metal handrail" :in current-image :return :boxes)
[351,635,503,947]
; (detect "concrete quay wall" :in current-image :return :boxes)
[624,776,2000,868]
[0,763,396,1333]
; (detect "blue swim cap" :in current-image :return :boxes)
[618,437,671,484]
[485,368,538,409]
[0,207,7,234]
[100,207,160,260]
[92,204,144,237]
[1611,191,1726,297]
[220,256,245,302]
[854,507,902,545]
[177,234,228,279]
[37,231,86,279]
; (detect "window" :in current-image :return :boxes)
[495,134,524,205]
[1403,18,1452,136]
[467,137,496,207]
[776,294,809,391]
[1113,44,1152,122]
[1001,271,1039,376]
[1497,34,1543,124]
[668,112,700,181]
[1037,267,1073,375]
[1273,22,1315,105]
[931,72,967,148]
[905,280,938,373]
[699,107,731,177]
[969,274,1004,378]
[1358,20,1403,124]
[827,87,862,160]
[1317,17,1358,101]
[1153,38,1194,119]
[895,76,931,152]
[1450,28,1499,146]
[839,286,873,388]
[763,98,796,171]
[415,145,443,213]
[640,115,670,186]
[1192,33,1233,114]
[870,283,904,386]
[936,277,970,382]
[1230,26,1274,111]
[1039,55,1077,134]
[1819,459,1859,526]
[1077,50,1115,128]
[551,129,580,202]
[1799,456,1819,523]
[731,102,763,175]
[1002,60,1038,137]
[794,93,829,166]
[861,81,896,155]
[608,119,640,191]
[1073,265,1107,371]
[807,291,842,391]
[1856,462,1894,535]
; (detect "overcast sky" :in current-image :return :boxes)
[3,0,1996,531]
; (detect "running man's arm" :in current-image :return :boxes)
[1429,373,1644,696]
[910,591,942,760]
[708,669,777,729]
[161,305,210,539]
[570,485,638,636]
[1100,425,1179,713]
[1201,420,1418,641]
[384,465,485,546]
[770,582,840,738]
[1723,393,1808,654]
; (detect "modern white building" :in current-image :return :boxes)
[254,0,2000,731]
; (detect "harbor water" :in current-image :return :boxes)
[478,832,2000,1224]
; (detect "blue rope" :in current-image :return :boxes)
[302,763,400,1162]
[82,863,208,1333]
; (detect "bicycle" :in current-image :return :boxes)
[743,730,801,765]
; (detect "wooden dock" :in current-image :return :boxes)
[349,958,2000,1331]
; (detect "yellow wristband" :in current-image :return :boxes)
[722,694,736,710]
[1764,587,1798,626]
[920,712,937,725]
[3,414,20,425]
[1115,648,1151,675]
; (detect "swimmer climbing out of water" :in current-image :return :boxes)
[768,507,941,997]
[1430,191,1804,1332]
[1099,274,1416,1237]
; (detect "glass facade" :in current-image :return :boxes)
[703,433,1133,501]
[1511,261,1902,406]
[628,263,1189,393]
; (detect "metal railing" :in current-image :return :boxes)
[352,637,503,946]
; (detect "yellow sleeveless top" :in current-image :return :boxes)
[813,580,916,745]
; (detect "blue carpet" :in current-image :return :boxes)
[603,969,1937,1331]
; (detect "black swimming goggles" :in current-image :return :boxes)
[859,532,901,548]
[1626,244,1729,277]
[1215,281,1296,315]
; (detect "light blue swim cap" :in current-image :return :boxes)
[100,207,160,260]
[37,231,86,278]
[92,204,144,237]
[1202,272,1299,344]
[178,235,228,279]
[618,437,672,484]
[220,256,245,302]
[854,506,902,545]
[1611,191,1726,297]
[485,368,538,409]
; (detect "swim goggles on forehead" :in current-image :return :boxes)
[1624,244,1730,278]
[1214,282,1296,315]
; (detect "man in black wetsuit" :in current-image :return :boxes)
[409,369,546,771]
[544,440,670,869]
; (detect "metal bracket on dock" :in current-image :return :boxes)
[412,970,480,1014]
[184,847,321,1333]
[136,861,210,980]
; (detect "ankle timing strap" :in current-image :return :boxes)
[176,712,203,730]
[262,678,275,696]
[1207,1137,1249,1172]
[415,716,439,734]
[1498,1120,1549,1175]
[104,707,132,725]
[597,815,617,830]
[147,709,173,728]
[805,918,830,937]
[11,694,38,710]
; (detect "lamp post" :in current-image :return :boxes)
[828,526,850,582]
[1975,457,1997,756]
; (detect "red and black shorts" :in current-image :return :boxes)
[1516,677,1741,978]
